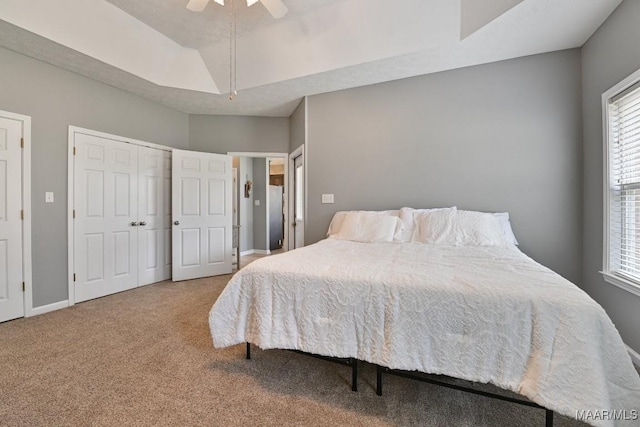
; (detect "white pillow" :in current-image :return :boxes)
[399,206,456,243]
[492,212,519,246]
[334,211,401,243]
[327,210,401,240]
[413,209,510,247]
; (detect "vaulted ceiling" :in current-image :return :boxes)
[0,0,623,116]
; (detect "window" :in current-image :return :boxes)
[603,72,640,297]
[295,165,304,220]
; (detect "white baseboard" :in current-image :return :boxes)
[627,345,640,367]
[28,300,69,317]
[240,249,271,256]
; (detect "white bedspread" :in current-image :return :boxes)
[209,240,640,426]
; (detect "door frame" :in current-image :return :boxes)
[288,145,305,250]
[0,110,33,317]
[67,126,172,306]
[227,152,289,252]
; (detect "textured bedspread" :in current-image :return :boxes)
[209,240,640,426]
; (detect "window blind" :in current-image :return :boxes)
[608,81,640,283]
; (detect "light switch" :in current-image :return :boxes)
[321,194,334,204]
[255,200,260,206]
[45,192,54,203]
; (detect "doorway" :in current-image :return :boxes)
[289,145,305,249]
[228,152,289,267]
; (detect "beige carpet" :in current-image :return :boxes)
[0,275,612,426]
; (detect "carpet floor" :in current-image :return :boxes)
[0,275,624,426]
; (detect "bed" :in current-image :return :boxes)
[209,208,640,427]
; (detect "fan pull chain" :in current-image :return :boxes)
[229,0,237,100]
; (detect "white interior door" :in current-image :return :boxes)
[163,151,172,279]
[293,154,304,249]
[0,116,24,322]
[74,133,138,302]
[138,146,170,286]
[172,149,232,281]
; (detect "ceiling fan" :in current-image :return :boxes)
[186,0,288,19]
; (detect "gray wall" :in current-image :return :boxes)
[252,158,268,251]
[307,50,583,282]
[582,0,640,352]
[289,98,306,153]
[189,115,290,154]
[0,47,189,308]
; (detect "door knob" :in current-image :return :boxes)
[130,221,139,226]
[139,221,147,226]
[174,220,180,225]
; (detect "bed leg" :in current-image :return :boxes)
[376,365,383,396]
[351,358,358,392]
[545,410,553,427]
[246,342,251,360]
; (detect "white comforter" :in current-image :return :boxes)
[209,240,640,426]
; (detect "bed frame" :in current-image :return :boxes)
[376,366,554,427]
[245,343,554,426]
[246,343,359,392]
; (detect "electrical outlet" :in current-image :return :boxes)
[255,200,260,206]
[321,194,334,204]
[45,192,54,203]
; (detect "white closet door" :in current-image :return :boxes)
[172,149,232,281]
[74,133,138,303]
[163,152,172,279]
[0,116,23,322]
[138,146,169,286]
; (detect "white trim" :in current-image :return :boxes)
[288,144,305,249]
[68,126,175,306]
[0,110,33,318]
[30,300,69,317]
[601,67,640,298]
[67,127,75,307]
[627,344,640,367]
[69,126,173,152]
[227,152,288,159]
[264,158,270,255]
[239,249,272,256]
[304,96,308,246]
[601,272,640,298]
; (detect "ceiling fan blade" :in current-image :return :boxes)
[260,0,288,18]
[186,0,210,12]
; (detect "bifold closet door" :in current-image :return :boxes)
[138,147,171,286]
[74,133,138,303]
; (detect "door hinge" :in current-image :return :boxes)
[73,210,76,219]
[20,138,24,148]
[22,282,25,292]
[73,273,76,282]
[73,146,76,155]
[20,210,24,220]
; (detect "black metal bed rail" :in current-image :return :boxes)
[245,343,358,391]
[376,366,554,427]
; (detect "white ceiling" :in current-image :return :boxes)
[0,0,623,117]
